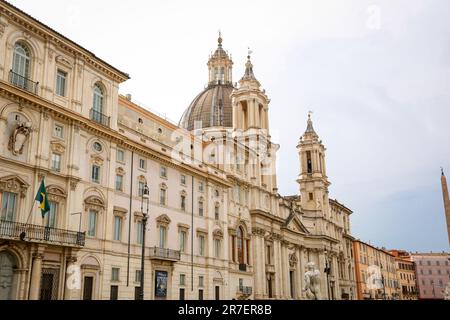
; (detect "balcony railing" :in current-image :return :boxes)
[237,286,252,296]
[9,70,39,94]
[90,108,110,127]
[149,247,180,261]
[0,220,85,247]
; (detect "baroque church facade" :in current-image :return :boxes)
[0,1,356,300]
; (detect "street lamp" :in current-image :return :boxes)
[139,183,150,300]
[324,246,332,300]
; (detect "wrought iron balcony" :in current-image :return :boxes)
[0,220,85,247]
[237,286,252,296]
[9,70,39,94]
[90,108,110,127]
[149,247,180,261]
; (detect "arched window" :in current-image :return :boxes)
[93,84,104,114]
[237,227,244,264]
[11,42,31,88]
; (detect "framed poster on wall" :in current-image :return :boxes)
[155,271,168,298]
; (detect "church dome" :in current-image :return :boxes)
[179,83,234,131]
[179,34,235,131]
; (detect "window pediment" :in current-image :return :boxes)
[0,175,29,198]
[113,206,127,218]
[84,195,105,211]
[91,155,104,166]
[50,140,66,153]
[116,167,126,175]
[156,214,171,226]
[213,229,224,239]
[196,228,208,235]
[56,55,73,68]
[178,223,190,230]
[46,185,67,203]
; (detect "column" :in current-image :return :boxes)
[281,243,288,298]
[247,100,253,128]
[29,247,45,300]
[297,247,304,299]
[253,233,266,298]
[232,103,239,129]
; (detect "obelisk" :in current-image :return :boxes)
[441,168,450,247]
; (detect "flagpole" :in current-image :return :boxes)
[25,201,35,225]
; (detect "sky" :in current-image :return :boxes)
[7,0,450,252]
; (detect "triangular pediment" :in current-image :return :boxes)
[284,213,309,234]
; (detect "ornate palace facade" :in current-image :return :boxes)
[0,1,356,300]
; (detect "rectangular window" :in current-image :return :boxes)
[135,270,141,283]
[136,221,143,244]
[180,174,186,185]
[214,206,219,220]
[54,124,64,138]
[179,230,187,253]
[139,158,146,170]
[198,201,204,216]
[180,274,186,286]
[159,226,166,248]
[160,189,166,205]
[199,182,204,192]
[56,70,67,97]
[47,201,57,228]
[199,276,204,287]
[198,235,205,256]
[115,175,123,191]
[138,181,145,197]
[116,149,125,162]
[113,216,122,241]
[51,153,61,172]
[198,289,204,300]
[88,210,97,237]
[181,195,186,211]
[1,192,17,221]
[91,165,100,183]
[214,239,221,258]
[111,268,120,281]
[160,166,167,178]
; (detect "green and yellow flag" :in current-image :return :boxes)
[35,179,50,218]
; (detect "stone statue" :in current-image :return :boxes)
[303,262,321,300]
[444,282,450,300]
[8,121,32,156]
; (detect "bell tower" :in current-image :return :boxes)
[297,113,330,212]
[231,52,270,133]
[231,52,278,192]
